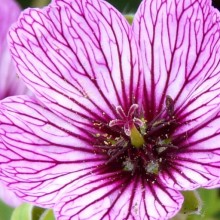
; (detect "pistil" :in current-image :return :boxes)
[130,123,145,148]
[109,104,145,148]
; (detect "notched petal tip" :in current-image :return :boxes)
[133,0,220,119]
[8,0,144,124]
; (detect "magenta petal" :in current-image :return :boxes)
[0,0,28,99]
[0,96,106,207]
[0,143,21,207]
[160,112,220,190]
[0,182,21,207]
[204,178,220,189]
[8,0,143,123]
[0,0,26,206]
[133,0,220,117]
[0,95,184,219]
[54,174,183,220]
[133,0,220,190]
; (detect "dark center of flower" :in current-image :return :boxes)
[93,96,177,178]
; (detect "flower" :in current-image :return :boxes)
[0,0,220,219]
[0,0,27,99]
[0,0,28,207]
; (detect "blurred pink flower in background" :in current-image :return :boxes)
[0,0,220,219]
[0,0,27,207]
[0,0,28,99]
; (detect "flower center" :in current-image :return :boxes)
[93,96,177,177]
[109,104,144,148]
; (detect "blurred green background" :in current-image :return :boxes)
[16,0,142,11]
[14,0,220,12]
[0,0,220,220]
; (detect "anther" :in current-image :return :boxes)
[166,95,175,117]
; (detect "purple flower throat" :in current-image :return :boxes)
[93,95,179,179]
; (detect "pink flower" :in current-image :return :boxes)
[0,0,27,99]
[0,0,28,207]
[0,0,220,219]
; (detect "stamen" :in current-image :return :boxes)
[105,147,127,164]
[93,145,117,150]
[148,119,176,136]
[156,144,178,154]
[123,159,135,172]
[148,109,166,128]
[166,95,175,117]
[145,161,159,174]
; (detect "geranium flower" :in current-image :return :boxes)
[0,0,220,219]
[0,0,27,207]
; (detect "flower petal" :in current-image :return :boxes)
[8,0,143,124]
[0,143,22,207]
[0,96,183,219]
[133,0,220,191]
[160,111,220,190]
[54,174,183,220]
[0,182,21,207]
[0,95,106,207]
[203,177,220,189]
[0,0,27,99]
[133,0,220,119]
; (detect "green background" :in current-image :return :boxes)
[16,0,142,11]
[14,0,220,12]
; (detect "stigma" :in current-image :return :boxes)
[109,104,145,148]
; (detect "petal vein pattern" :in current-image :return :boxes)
[133,0,220,190]
[0,96,106,207]
[55,178,183,220]
[0,0,28,207]
[0,0,27,99]
[162,109,220,189]
[133,0,220,120]
[8,0,143,123]
[0,96,183,219]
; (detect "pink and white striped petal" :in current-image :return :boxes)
[203,178,220,189]
[133,0,220,120]
[160,111,220,190]
[0,144,22,207]
[0,0,27,99]
[0,0,27,207]
[133,0,220,191]
[0,96,106,207]
[0,180,21,207]
[54,174,183,220]
[8,0,143,124]
[0,96,183,219]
